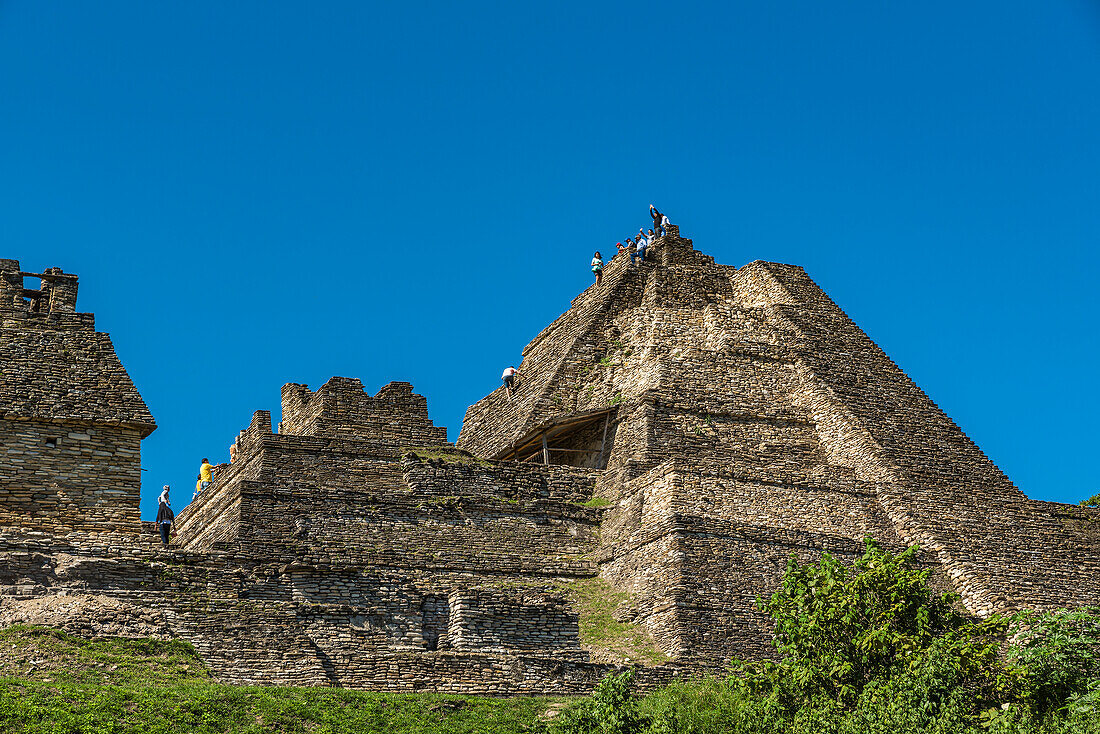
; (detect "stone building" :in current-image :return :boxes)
[1,237,1098,692]
[0,259,156,539]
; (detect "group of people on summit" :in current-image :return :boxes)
[591,205,670,287]
[506,206,673,397]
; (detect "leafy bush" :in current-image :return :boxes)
[548,670,649,734]
[734,540,1012,712]
[1007,607,1100,720]
[554,541,1100,734]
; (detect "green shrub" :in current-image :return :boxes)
[550,670,648,734]
[734,540,1003,711]
[1007,606,1100,718]
[555,541,1100,734]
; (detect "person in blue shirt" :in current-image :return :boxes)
[636,229,649,264]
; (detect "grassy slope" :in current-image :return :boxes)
[558,578,669,666]
[0,626,560,734]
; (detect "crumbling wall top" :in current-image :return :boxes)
[0,259,154,434]
[1,259,82,320]
[279,377,448,447]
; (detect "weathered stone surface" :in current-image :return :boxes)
[2,237,1098,694]
[0,260,154,537]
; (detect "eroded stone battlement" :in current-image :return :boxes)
[0,259,85,327]
[280,377,447,447]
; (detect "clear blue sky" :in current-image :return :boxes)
[2,2,1097,517]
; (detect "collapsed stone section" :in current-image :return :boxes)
[0,259,155,538]
[279,377,447,447]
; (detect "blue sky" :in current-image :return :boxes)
[1,1,1097,516]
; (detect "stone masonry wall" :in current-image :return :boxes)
[733,261,1100,615]
[0,258,155,540]
[458,231,1100,665]
[280,378,447,448]
[0,419,144,537]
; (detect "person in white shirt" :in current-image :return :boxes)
[502,366,522,393]
[636,229,649,264]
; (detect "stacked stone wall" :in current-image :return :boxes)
[0,418,143,537]
[734,261,1100,614]
[6,245,1100,694]
[0,258,154,540]
[280,378,447,447]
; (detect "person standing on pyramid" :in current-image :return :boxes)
[198,457,214,492]
[636,229,649,264]
[156,485,175,548]
[591,251,604,287]
[649,204,665,237]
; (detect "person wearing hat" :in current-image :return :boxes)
[156,485,175,548]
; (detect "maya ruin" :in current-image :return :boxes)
[2,228,1098,694]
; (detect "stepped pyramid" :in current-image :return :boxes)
[459,224,1100,660]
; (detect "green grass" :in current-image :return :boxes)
[0,626,560,734]
[574,497,612,509]
[402,447,493,468]
[557,580,669,666]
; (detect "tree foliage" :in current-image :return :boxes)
[734,540,1012,712]
[553,540,1100,734]
[1007,606,1100,718]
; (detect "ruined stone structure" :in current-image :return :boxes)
[0,260,156,539]
[2,235,1098,693]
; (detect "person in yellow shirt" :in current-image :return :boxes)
[193,474,203,499]
[199,457,214,492]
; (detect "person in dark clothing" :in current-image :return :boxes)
[156,485,175,548]
[649,204,667,237]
